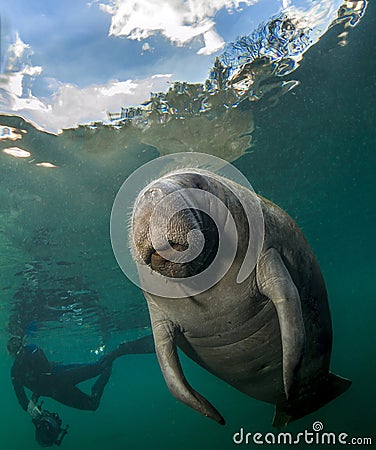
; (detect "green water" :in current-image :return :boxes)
[0,4,375,450]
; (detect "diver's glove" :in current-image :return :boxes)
[27,399,42,419]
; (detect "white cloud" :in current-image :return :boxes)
[5,66,43,98]
[1,69,48,113]
[281,0,291,8]
[6,72,24,97]
[99,0,259,54]
[1,72,172,133]
[45,74,172,130]
[198,29,226,55]
[0,32,174,133]
[8,33,29,61]
[1,33,44,107]
[97,79,138,96]
[11,95,50,113]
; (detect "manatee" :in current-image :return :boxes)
[130,169,351,427]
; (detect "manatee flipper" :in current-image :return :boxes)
[256,248,306,399]
[150,312,225,425]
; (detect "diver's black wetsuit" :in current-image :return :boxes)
[11,336,154,411]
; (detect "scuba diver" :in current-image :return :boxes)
[7,335,154,446]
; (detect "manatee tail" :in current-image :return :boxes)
[273,372,352,428]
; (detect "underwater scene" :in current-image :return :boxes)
[0,1,375,449]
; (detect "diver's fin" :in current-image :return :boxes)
[150,310,225,425]
[256,248,306,400]
[115,335,155,356]
[273,372,352,428]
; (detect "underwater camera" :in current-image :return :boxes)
[32,402,69,447]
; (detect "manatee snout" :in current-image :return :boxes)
[131,175,219,278]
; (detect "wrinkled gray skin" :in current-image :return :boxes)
[130,169,351,427]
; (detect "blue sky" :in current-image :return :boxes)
[0,0,343,132]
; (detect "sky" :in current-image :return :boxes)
[0,0,344,132]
